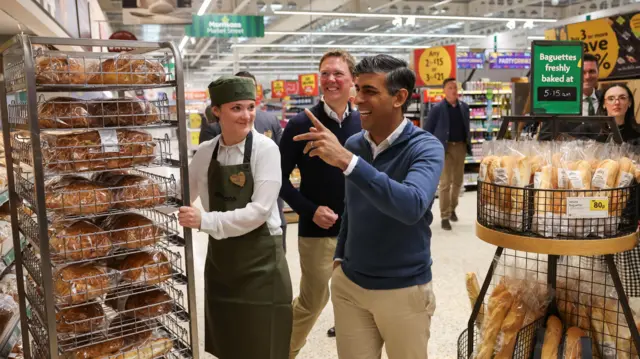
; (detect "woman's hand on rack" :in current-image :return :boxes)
[178,206,202,230]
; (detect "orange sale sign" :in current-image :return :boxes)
[413,45,457,87]
[256,84,264,103]
[271,80,285,98]
[299,74,319,96]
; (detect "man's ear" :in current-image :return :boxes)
[393,88,409,109]
[212,105,222,118]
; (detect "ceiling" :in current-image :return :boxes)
[0,9,28,35]
[97,0,639,87]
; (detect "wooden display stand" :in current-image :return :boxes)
[465,116,640,358]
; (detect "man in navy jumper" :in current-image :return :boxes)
[280,50,361,358]
[294,55,444,359]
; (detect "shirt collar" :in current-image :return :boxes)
[446,99,458,107]
[219,129,256,155]
[364,118,409,148]
[321,96,350,123]
[583,91,598,101]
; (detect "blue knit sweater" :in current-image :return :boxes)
[335,123,445,290]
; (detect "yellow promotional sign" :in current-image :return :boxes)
[190,131,200,145]
[298,74,319,96]
[189,113,202,129]
[413,45,456,86]
[546,11,640,80]
[271,80,285,98]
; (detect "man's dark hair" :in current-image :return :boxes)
[235,70,257,84]
[584,53,599,66]
[354,54,415,113]
[443,78,457,88]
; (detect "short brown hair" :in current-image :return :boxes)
[319,50,356,77]
[443,78,457,87]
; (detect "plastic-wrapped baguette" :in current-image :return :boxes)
[465,272,485,328]
[541,315,562,359]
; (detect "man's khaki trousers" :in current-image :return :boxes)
[289,236,336,358]
[439,141,467,220]
[331,266,436,359]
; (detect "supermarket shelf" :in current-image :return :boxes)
[464,181,478,187]
[470,139,485,144]
[470,128,500,132]
[465,159,482,164]
[467,102,488,106]
[460,90,512,95]
[470,115,501,120]
[0,312,20,357]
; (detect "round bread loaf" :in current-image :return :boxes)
[65,336,124,359]
[88,58,165,85]
[44,176,112,215]
[103,213,160,249]
[54,264,110,305]
[124,288,172,319]
[38,97,93,129]
[88,98,160,127]
[49,220,112,262]
[36,56,86,85]
[108,315,153,350]
[56,301,104,334]
[118,251,171,286]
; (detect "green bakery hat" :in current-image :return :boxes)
[208,75,256,106]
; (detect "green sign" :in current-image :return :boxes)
[531,41,583,115]
[185,14,264,38]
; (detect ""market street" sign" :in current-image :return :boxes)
[185,14,264,38]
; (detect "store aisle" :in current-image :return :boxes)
[193,193,495,359]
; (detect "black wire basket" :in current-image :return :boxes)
[457,317,544,359]
[477,181,639,239]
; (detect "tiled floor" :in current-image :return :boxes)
[192,192,496,359]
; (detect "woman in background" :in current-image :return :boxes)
[593,83,639,143]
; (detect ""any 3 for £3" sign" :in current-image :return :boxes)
[413,45,457,87]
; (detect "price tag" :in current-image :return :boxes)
[566,196,609,218]
[414,45,456,86]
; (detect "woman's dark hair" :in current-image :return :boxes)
[354,54,415,112]
[597,83,637,133]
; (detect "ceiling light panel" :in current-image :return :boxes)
[273,10,557,23]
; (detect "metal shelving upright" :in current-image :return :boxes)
[0,34,199,359]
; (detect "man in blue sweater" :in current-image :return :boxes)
[280,50,361,358]
[294,55,444,359]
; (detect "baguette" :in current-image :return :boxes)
[564,327,585,359]
[541,315,562,359]
[591,307,617,357]
[475,288,514,359]
[465,273,485,327]
[94,337,173,359]
[611,157,634,216]
[494,298,527,359]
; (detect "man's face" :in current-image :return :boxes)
[583,60,599,93]
[319,57,354,105]
[444,81,458,103]
[354,73,396,132]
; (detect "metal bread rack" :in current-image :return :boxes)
[460,116,640,358]
[0,35,198,358]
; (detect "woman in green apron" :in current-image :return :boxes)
[179,75,293,359]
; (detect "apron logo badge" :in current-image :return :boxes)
[264,130,273,139]
[230,172,246,187]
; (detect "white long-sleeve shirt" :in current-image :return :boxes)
[189,129,283,239]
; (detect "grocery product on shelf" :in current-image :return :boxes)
[0,35,197,359]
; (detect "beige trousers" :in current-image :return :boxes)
[331,266,436,359]
[439,141,467,220]
[289,236,337,358]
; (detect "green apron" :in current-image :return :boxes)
[204,131,293,359]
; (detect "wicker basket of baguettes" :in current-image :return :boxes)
[477,140,640,239]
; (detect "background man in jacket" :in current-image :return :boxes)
[424,78,471,231]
